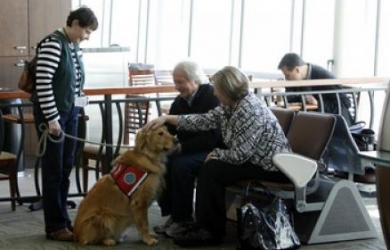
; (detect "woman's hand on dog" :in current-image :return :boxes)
[144,115,179,130]
[144,116,167,130]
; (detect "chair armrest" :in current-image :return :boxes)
[272,153,317,188]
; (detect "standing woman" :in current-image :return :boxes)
[145,66,292,247]
[30,7,98,241]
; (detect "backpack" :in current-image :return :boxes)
[18,32,61,93]
[18,56,38,93]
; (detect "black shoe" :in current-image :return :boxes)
[153,216,173,234]
[173,226,224,247]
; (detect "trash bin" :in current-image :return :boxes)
[0,88,24,173]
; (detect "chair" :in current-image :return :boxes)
[123,97,150,145]
[81,98,150,193]
[269,107,295,135]
[263,112,377,244]
[126,68,154,144]
[129,69,156,86]
[154,70,175,115]
[266,112,336,206]
[344,87,361,123]
[227,111,335,215]
[80,103,115,194]
[227,111,378,244]
[323,115,376,191]
[0,110,17,211]
[2,109,35,201]
[154,69,173,85]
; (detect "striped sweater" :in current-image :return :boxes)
[34,30,82,122]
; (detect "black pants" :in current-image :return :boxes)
[33,104,79,233]
[158,152,208,222]
[324,101,353,126]
[195,159,289,239]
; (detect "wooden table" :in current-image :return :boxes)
[277,102,318,111]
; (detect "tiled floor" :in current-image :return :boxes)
[0,166,387,250]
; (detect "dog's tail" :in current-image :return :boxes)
[75,208,118,245]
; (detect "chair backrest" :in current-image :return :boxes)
[270,107,295,135]
[324,115,368,175]
[344,88,361,123]
[129,69,156,86]
[154,70,173,85]
[287,112,335,161]
[0,110,4,152]
[123,96,150,145]
[126,69,154,144]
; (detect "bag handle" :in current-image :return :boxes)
[349,120,366,134]
[242,181,275,203]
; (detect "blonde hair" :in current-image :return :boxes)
[210,66,249,101]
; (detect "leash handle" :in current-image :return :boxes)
[36,123,132,157]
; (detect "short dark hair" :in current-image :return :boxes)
[278,53,306,71]
[66,6,98,30]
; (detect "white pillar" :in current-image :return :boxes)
[333,0,376,77]
[378,82,390,151]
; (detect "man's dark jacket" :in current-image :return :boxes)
[167,83,222,153]
[286,63,353,125]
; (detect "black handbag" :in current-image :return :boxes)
[236,183,301,250]
[349,121,376,151]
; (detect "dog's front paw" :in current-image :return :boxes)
[143,235,158,245]
[149,231,158,238]
[102,238,116,246]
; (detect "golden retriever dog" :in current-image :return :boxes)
[73,126,176,246]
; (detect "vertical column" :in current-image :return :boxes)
[333,0,377,77]
[375,81,390,250]
[377,82,390,151]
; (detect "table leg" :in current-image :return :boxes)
[376,166,390,249]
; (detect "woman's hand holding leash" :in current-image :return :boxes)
[48,120,62,136]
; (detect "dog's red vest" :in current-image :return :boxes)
[110,163,148,197]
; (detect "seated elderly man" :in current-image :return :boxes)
[153,60,222,238]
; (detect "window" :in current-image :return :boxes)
[301,0,335,69]
[240,0,292,73]
[72,0,389,81]
[72,0,105,48]
[189,0,234,68]
[147,0,191,69]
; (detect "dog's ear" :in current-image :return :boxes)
[135,130,148,151]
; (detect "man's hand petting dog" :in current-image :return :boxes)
[166,143,181,156]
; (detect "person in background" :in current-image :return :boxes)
[145,66,291,247]
[153,60,221,238]
[30,7,98,241]
[278,52,353,125]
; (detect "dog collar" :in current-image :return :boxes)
[110,163,148,197]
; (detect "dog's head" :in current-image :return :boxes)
[134,126,176,155]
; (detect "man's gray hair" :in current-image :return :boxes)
[173,60,209,84]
